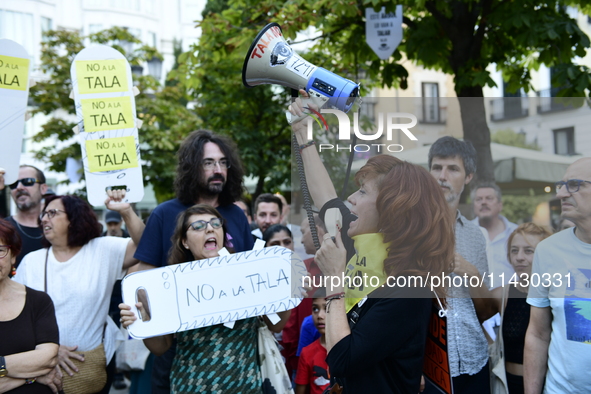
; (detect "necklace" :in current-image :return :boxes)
[13,218,43,240]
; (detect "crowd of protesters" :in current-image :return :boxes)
[0,93,590,394]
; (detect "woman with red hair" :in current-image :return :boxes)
[289,92,455,393]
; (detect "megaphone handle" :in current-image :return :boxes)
[286,94,329,124]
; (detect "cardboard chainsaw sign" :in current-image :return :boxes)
[122,246,306,339]
[0,39,30,186]
[70,45,143,206]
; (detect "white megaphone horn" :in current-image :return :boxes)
[242,23,360,124]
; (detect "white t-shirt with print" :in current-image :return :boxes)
[527,227,591,393]
[14,237,129,352]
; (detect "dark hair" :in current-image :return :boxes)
[20,164,46,184]
[303,213,327,233]
[253,193,282,215]
[0,219,22,257]
[470,182,502,202]
[174,130,245,206]
[312,288,326,299]
[428,136,477,176]
[506,223,552,262]
[168,204,232,265]
[236,199,251,217]
[356,155,455,299]
[262,224,292,245]
[41,195,102,247]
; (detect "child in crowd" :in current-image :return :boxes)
[295,293,330,394]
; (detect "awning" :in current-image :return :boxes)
[351,142,582,195]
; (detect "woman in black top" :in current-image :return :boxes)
[0,219,60,393]
[494,223,551,394]
[289,92,455,393]
[453,222,551,393]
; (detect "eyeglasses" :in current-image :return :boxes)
[555,179,591,194]
[9,178,39,190]
[187,218,224,232]
[39,209,67,221]
[0,245,9,259]
[202,159,230,170]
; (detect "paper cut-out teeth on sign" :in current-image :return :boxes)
[122,246,306,339]
[70,45,144,207]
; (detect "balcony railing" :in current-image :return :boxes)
[490,97,529,121]
[417,103,447,124]
[537,88,584,113]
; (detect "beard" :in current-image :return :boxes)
[199,174,226,195]
[14,190,39,212]
[438,180,463,205]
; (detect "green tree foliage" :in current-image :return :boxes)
[188,0,591,186]
[489,129,544,223]
[501,192,548,224]
[491,129,541,151]
[30,27,199,203]
[173,3,294,197]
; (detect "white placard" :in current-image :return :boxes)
[70,45,144,207]
[122,246,306,339]
[0,39,30,185]
[365,5,403,60]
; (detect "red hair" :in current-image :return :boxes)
[0,219,22,257]
[506,223,552,262]
[356,155,455,298]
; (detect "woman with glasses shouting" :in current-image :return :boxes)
[0,219,61,393]
[13,192,145,394]
[119,204,290,394]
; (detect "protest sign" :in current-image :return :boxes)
[423,300,453,394]
[122,246,306,339]
[70,45,143,206]
[365,6,403,60]
[0,39,30,185]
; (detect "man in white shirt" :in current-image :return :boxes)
[471,182,517,286]
[524,157,591,394]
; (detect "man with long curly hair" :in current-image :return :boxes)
[134,130,254,394]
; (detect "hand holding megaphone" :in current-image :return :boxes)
[287,90,327,126]
[242,23,360,124]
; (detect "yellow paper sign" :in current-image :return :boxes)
[0,55,30,91]
[81,96,134,132]
[76,59,128,94]
[85,136,139,173]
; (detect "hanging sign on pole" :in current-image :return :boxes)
[365,5,403,60]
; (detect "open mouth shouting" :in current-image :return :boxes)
[204,236,218,251]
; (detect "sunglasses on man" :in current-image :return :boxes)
[9,178,40,190]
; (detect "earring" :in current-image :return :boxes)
[183,244,189,249]
[11,265,16,276]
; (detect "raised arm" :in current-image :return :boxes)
[289,90,338,208]
[104,190,145,269]
[524,305,551,394]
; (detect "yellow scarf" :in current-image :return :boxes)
[344,233,390,311]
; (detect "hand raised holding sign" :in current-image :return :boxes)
[105,187,130,208]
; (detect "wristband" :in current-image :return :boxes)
[25,378,36,385]
[325,292,345,301]
[298,140,316,153]
[325,292,345,313]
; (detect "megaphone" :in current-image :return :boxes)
[242,23,360,123]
